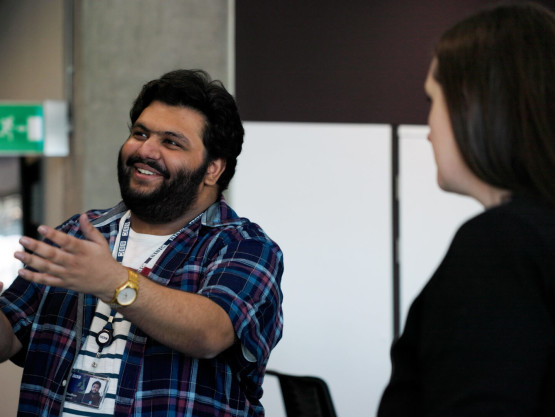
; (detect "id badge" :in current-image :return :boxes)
[65,370,109,409]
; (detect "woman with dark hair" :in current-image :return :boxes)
[378,2,555,416]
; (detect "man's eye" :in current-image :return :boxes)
[164,138,180,147]
[133,131,148,139]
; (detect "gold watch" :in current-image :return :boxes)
[111,269,139,306]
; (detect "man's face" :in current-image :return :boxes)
[91,383,100,393]
[118,101,211,224]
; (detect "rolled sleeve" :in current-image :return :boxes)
[199,238,284,364]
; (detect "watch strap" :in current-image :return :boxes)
[110,268,139,304]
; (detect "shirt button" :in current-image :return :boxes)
[62,380,67,387]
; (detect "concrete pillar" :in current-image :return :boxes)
[66,0,234,222]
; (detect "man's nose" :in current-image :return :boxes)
[136,137,161,160]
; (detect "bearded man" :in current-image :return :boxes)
[0,70,284,417]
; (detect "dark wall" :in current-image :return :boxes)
[236,0,555,125]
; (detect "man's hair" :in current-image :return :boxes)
[434,2,555,206]
[129,69,244,193]
[92,381,101,388]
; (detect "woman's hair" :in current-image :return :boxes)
[129,69,244,193]
[434,2,555,206]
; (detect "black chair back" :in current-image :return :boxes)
[266,370,338,417]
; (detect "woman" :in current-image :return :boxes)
[378,3,555,416]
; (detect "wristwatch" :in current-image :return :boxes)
[111,269,139,306]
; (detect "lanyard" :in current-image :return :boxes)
[94,211,203,360]
[115,212,202,273]
[92,314,114,369]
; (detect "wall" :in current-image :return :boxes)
[236,0,555,125]
[0,2,65,414]
[0,1,65,100]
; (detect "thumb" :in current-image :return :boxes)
[79,213,106,245]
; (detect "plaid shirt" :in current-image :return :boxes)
[0,196,284,417]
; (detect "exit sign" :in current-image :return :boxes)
[0,101,69,156]
[0,103,44,153]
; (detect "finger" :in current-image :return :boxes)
[14,249,66,277]
[17,268,66,288]
[36,225,82,254]
[17,237,69,267]
[79,214,106,246]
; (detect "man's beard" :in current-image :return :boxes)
[117,149,210,224]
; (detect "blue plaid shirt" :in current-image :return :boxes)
[0,196,284,416]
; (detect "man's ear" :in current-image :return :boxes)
[204,158,226,186]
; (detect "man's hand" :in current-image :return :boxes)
[13,213,127,302]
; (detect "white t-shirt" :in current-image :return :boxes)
[62,212,170,416]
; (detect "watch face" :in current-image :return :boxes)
[117,287,137,306]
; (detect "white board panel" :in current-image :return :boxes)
[398,125,482,331]
[0,235,21,293]
[228,122,393,417]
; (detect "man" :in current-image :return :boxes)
[82,381,103,408]
[0,69,284,416]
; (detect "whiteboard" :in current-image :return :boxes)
[228,122,393,417]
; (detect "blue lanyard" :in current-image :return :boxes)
[115,212,203,273]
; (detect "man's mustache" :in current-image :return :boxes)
[126,156,170,179]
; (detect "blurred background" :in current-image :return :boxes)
[2,1,553,415]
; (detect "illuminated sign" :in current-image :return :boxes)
[0,101,69,156]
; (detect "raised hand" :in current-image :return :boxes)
[13,213,127,302]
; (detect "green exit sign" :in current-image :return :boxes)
[0,101,69,156]
[0,103,44,153]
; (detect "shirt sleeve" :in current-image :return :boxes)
[198,237,284,365]
[0,277,45,366]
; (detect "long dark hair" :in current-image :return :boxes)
[434,2,555,206]
[130,69,244,193]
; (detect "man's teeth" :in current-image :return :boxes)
[138,168,155,175]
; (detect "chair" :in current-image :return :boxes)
[266,369,338,417]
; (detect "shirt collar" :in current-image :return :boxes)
[94,196,242,231]
[201,195,242,228]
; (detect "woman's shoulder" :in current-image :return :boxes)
[417,196,555,320]
[424,196,555,300]
[456,196,555,249]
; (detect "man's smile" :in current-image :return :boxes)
[127,157,170,180]
[137,167,155,176]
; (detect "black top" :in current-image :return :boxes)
[82,391,102,407]
[378,197,555,417]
